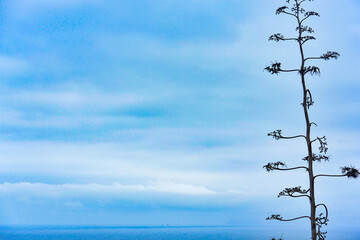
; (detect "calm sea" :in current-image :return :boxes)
[0,226,358,240]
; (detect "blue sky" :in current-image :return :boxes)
[0,0,359,235]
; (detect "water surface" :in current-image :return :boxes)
[0,226,358,240]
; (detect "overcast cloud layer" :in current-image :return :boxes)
[0,0,359,236]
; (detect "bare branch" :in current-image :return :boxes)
[265,62,281,75]
[266,214,283,221]
[264,162,308,172]
[275,5,297,17]
[290,1,305,15]
[280,135,306,140]
[269,33,284,42]
[301,35,316,44]
[311,136,328,156]
[280,216,311,222]
[309,137,329,162]
[265,62,300,75]
[264,161,285,172]
[315,204,329,225]
[283,11,298,17]
[296,25,314,33]
[318,136,328,154]
[276,166,309,171]
[268,129,305,140]
[307,89,313,107]
[301,11,320,23]
[269,33,298,42]
[315,212,329,226]
[276,6,289,15]
[300,66,321,76]
[305,51,340,61]
[302,153,329,162]
[314,174,346,179]
[301,89,314,109]
[266,214,310,222]
[310,122,318,127]
[313,165,358,181]
[341,166,360,179]
[320,51,340,60]
[278,186,310,199]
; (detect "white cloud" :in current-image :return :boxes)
[0,0,358,226]
[0,88,148,128]
[0,55,29,75]
[3,90,144,110]
[0,138,356,199]
[147,180,217,195]
[0,109,139,128]
[0,181,217,198]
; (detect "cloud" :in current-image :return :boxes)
[0,89,145,113]
[0,55,29,75]
[0,139,354,199]
[6,91,144,109]
[0,87,149,128]
[0,181,217,198]
[0,0,359,227]
[147,181,217,195]
[0,108,138,128]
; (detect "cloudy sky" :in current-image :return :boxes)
[0,0,359,235]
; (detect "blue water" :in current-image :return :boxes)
[0,226,358,240]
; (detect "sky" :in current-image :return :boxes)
[0,0,359,235]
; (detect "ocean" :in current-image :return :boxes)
[0,226,358,240]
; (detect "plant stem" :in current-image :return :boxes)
[295,1,317,239]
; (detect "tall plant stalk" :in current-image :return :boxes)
[264,0,359,239]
